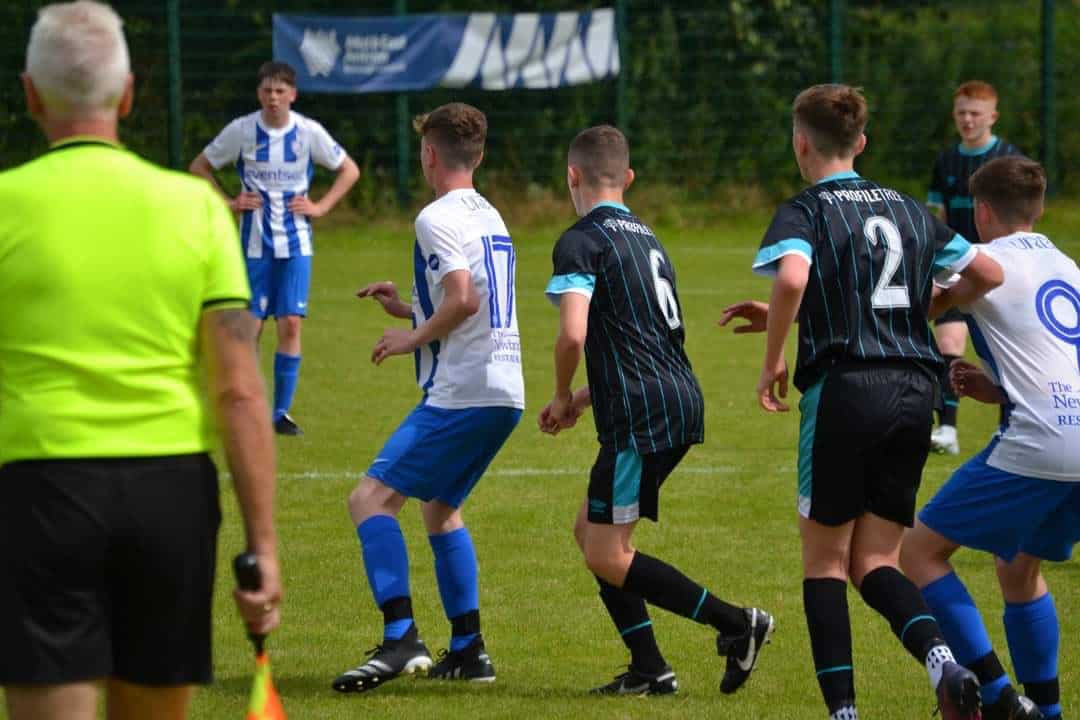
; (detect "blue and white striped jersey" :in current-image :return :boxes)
[412,189,525,410]
[203,111,345,259]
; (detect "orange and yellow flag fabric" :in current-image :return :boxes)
[245,652,287,720]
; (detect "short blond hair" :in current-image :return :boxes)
[25,1,130,115]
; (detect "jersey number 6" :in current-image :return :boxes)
[650,249,682,330]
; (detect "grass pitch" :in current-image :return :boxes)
[4,202,1077,720]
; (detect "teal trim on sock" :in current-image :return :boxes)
[900,614,935,644]
[817,665,854,676]
[690,588,708,620]
[620,620,653,637]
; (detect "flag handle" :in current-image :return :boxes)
[233,552,267,655]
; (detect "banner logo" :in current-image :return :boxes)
[299,28,340,78]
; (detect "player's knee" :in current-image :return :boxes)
[582,544,629,585]
[347,477,395,521]
[995,555,1043,601]
[277,316,302,342]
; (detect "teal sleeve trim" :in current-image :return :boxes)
[933,234,975,275]
[948,196,974,210]
[927,191,944,206]
[752,238,813,277]
[545,273,595,306]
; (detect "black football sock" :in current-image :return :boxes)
[940,354,961,426]
[596,575,666,674]
[859,566,946,663]
[805,578,856,715]
[622,551,747,637]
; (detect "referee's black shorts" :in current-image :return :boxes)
[0,453,221,686]
[797,362,935,527]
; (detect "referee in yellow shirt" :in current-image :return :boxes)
[0,3,281,719]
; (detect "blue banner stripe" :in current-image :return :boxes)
[273,9,619,94]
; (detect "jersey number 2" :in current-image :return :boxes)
[650,249,682,330]
[864,216,910,310]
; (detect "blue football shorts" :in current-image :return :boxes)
[245,254,311,319]
[366,404,522,507]
[919,437,1080,562]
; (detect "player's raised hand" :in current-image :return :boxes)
[357,281,411,318]
[372,327,418,365]
[288,193,326,219]
[719,300,769,333]
[230,191,263,212]
[756,359,789,412]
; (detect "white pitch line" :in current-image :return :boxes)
[263,466,791,481]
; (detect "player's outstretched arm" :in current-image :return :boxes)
[719,300,769,333]
[357,281,411,319]
[929,251,1004,318]
[543,293,590,431]
[949,359,1008,405]
[757,256,809,412]
[289,155,360,219]
[371,269,478,364]
[201,307,281,635]
[190,153,262,213]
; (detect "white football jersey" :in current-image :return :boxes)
[202,110,345,258]
[961,232,1080,481]
[411,189,525,409]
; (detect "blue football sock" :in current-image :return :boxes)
[1005,593,1061,718]
[429,527,479,652]
[922,572,1008,704]
[357,515,412,641]
[273,352,301,420]
[921,572,994,665]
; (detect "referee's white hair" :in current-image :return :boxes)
[25,1,130,116]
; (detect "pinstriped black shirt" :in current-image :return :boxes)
[928,136,1024,242]
[754,171,978,392]
[546,203,704,453]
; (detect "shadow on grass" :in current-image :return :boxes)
[212,672,689,703]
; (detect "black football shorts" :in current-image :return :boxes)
[0,453,221,685]
[797,362,935,527]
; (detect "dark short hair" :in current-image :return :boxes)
[412,103,487,170]
[970,156,1046,226]
[568,125,629,189]
[257,61,296,87]
[792,84,868,158]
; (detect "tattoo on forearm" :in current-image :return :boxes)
[215,309,259,343]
